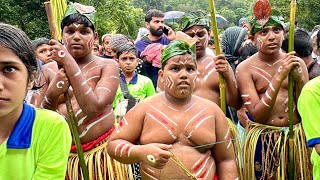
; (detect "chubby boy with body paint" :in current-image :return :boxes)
[236,8,312,179]
[107,40,238,180]
[38,2,131,180]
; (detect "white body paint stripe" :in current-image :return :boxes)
[269,83,275,92]
[123,117,129,126]
[224,128,230,139]
[250,65,272,77]
[120,144,131,157]
[85,88,92,95]
[195,116,213,129]
[185,107,208,130]
[195,156,211,177]
[142,169,157,180]
[184,101,197,112]
[261,98,270,107]
[78,115,88,126]
[82,76,100,85]
[161,101,179,111]
[147,113,177,140]
[75,109,83,117]
[204,68,216,81]
[82,60,95,70]
[114,142,126,156]
[97,87,111,93]
[151,105,177,126]
[205,61,215,70]
[266,91,272,100]
[47,68,57,75]
[79,111,112,138]
[84,64,106,76]
[241,94,249,97]
[127,146,134,157]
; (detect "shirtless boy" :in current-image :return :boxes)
[108,40,238,179]
[40,2,130,179]
[236,9,311,179]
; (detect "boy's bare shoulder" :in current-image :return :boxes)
[42,61,58,69]
[236,53,257,70]
[193,94,221,112]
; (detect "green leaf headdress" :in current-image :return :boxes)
[161,40,196,66]
[251,9,285,35]
[63,2,96,25]
[179,10,211,32]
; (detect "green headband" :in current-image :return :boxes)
[161,40,196,66]
[63,2,96,25]
[179,11,211,32]
[251,9,284,35]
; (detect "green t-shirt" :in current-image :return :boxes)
[0,104,71,180]
[298,76,320,179]
[113,73,156,117]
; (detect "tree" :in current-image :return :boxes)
[0,0,50,40]
[78,0,144,42]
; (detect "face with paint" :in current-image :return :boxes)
[118,51,138,75]
[183,26,209,59]
[254,25,284,55]
[62,23,97,58]
[159,53,197,99]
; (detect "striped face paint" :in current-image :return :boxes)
[165,76,174,89]
[257,38,263,50]
[87,37,93,52]
[73,23,80,28]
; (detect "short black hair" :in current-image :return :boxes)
[61,13,95,31]
[145,9,165,23]
[0,23,38,88]
[282,28,312,57]
[116,44,137,59]
[32,37,50,51]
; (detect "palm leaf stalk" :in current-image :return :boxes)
[208,0,226,114]
[288,0,297,179]
[45,1,89,179]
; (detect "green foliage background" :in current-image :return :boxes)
[0,0,319,41]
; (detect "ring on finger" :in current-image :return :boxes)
[147,154,156,163]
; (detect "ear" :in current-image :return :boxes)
[145,22,150,30]
[94,32,99,44]
[158,69,164,82]
[27,71,37,91]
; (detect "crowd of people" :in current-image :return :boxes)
[1,1,320,180]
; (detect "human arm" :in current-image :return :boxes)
[215,54,241,109]
[32,111,72,179]
[298,79,320,154]
[107,101,172,168]
[48,40,119,116]
[291,57,309,101]
[211,106,238,179]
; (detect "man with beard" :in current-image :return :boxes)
[135,9,175,87]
